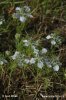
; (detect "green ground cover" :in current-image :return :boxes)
[0,0,66,99]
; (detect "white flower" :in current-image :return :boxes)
[24,6,30,12]
[53,65,59,71]
[41,48,47,54]
[16,7,21,11]
[24,59,30,64]
[20,16,26,22]
[37,61,43,68]
[5,51,10,55]
[26,14,33,18]
[0,61,4,65]
[14,51,19,56]
[23,40,28,43]
[23,40,30,47]
[30,58,35,64]
[34,49,39,56]
[32,46,39,56]
[32,45,36,50]
[51,40,56,45]
[11,51,20,60]
[46,35,51,39]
